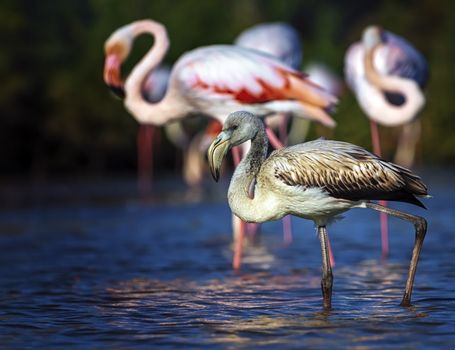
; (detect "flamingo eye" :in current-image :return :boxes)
[231,125,238,131]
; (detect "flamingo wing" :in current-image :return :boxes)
[379,31,429,88]
[268,139,427,207]
[142,65,171,103]
[174,45,336,109]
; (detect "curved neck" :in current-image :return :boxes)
[227,123,270,222]
[362,47,425,126]
[124,20,179,125]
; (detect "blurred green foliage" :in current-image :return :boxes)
[0,0,453,179]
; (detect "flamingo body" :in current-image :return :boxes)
[104,20,337,130]
[345,28,428,127]
[208,111,428,309]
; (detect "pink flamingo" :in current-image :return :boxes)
[344,25,428,257]
[103,19,338,269]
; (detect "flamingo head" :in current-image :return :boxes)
[362,25,385,50]
[208,111,262,182]
[103,24,135,98]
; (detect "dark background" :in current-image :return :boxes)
[1,0,452,181]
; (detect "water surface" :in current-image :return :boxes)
[0,172,454,349]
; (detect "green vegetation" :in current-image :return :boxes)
[0,0,453,179]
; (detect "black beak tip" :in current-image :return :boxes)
[108,85,125,99]
[211,169,220,182]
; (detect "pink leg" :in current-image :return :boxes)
[370,121,390,257]
[137,125,155,195]
[282,215,293,245]
[246,222,259,237]
[232,215,245,271]
[327,234,336,268]
[278,113,289,146]
[265,127,285,149]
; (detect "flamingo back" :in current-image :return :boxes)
[173,45,335,109]
[234,22,302,70]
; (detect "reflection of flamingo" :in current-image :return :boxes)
[208,111,428,309]
[344,25,428,257]
[103,19,338,269]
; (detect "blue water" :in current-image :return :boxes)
[0,171,454,349]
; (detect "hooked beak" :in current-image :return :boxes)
[207,131,232,182]
[103,54,125,99]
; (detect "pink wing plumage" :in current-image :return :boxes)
[174,45,335,108]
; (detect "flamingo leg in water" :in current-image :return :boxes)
[282,215,293,245]
[370,121,389,257]
[394,120,421,169]
[137,125,155,195]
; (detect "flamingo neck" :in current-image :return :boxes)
[227,123,272,223]
[124,20,184,125]
[361,47,425,126]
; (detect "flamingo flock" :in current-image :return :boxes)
[103,19,337,270]
[103,19,429,309]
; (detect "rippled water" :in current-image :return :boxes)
[1,172,454,349]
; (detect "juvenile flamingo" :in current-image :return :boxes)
[208,111,428,309]
[103,19,338,269]
[344,25,428,257]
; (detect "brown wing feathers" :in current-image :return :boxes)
[272,141,428,208]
